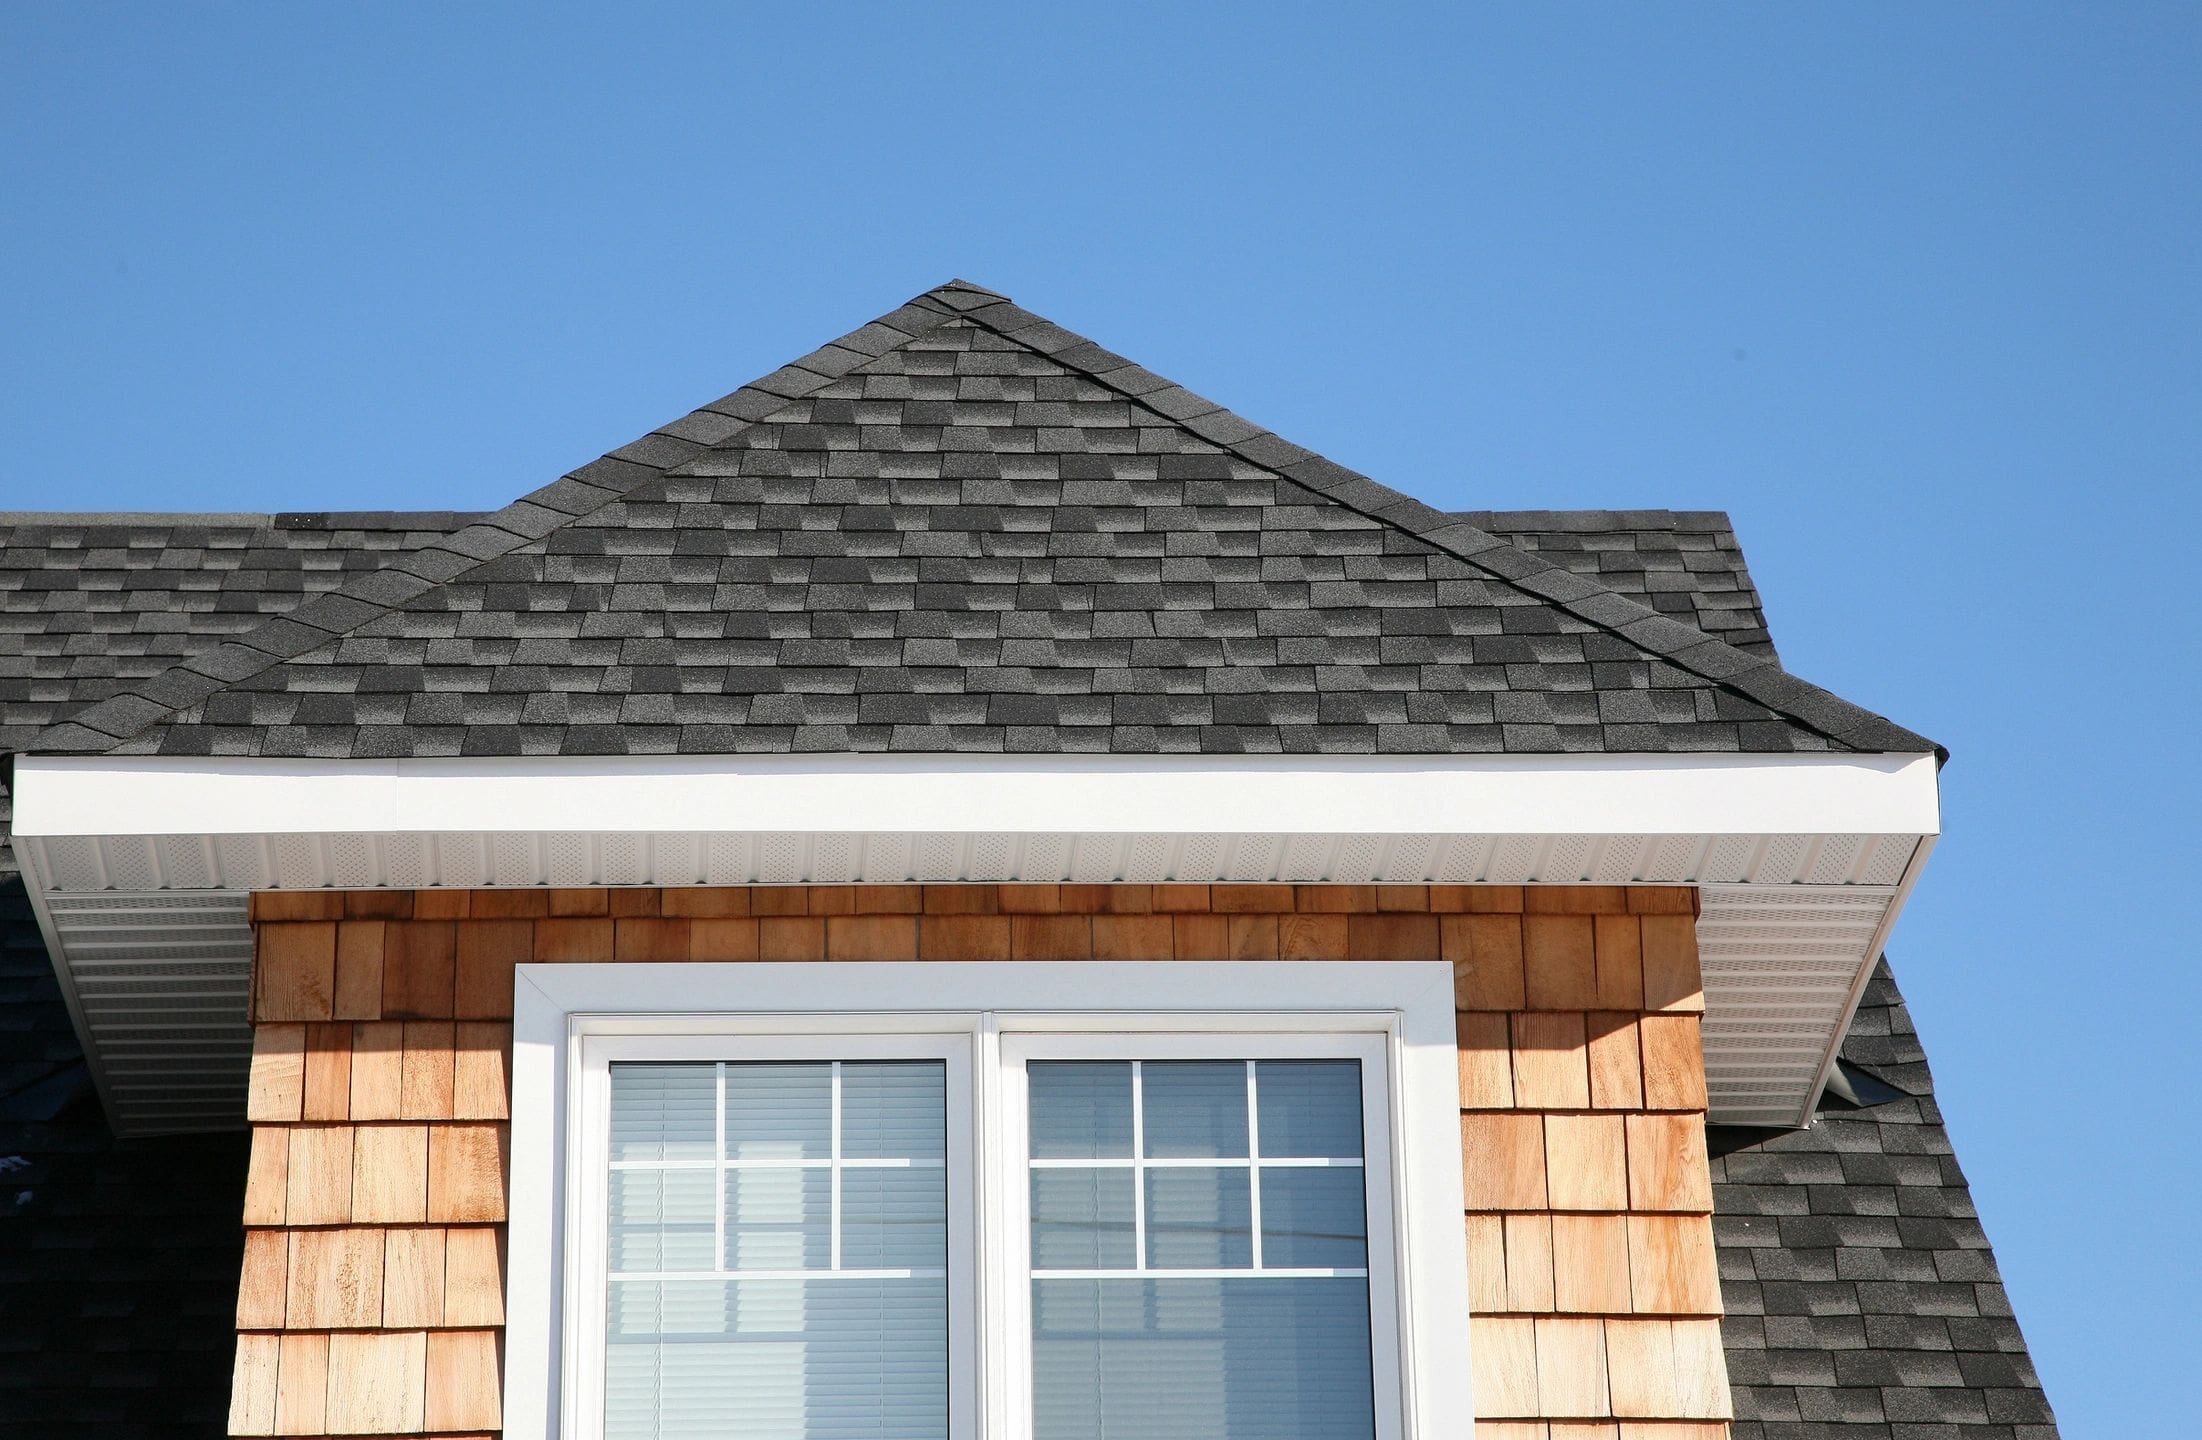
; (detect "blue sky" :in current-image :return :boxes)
[5,4,2196,1428]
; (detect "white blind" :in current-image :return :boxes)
[1027,1060,1377,1440]
[606,1060,948,1440]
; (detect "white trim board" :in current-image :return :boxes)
[504,961,1470,1440]
[8,751,1938,1135]
[12,752,1940,841]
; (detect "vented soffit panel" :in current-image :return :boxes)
[16,825,1929,1138]
[12,748,1936,1135]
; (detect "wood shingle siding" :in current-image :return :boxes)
[230,882,1729,1438]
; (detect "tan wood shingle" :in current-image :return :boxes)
[1543,1114,1628,1212]
[1585,1013,1644,1111]
[1551,1214,1633,1314]
[1470,1316,1540,1418]
[236,1229,288,1330]
[424,1329,503,1431]
[286,1228,383,1330]
[272,1331,329,1435]
[227,1333,280,1436]
[428,1125,507,1223]
[323,1331,427,1434]
[246,1024,305,1124]
[1534,1316,1611,1419]
[285,1126,354,1227]
[348,1020,406,1121]
[256,923,336,1024]
[1511,1012,1591,1109]
[382,1226,446,1330]
[400,1021,456,1120]
[442,1226,506,1328]
[1462,1113,1547,1211]
[352,1125,429,1225]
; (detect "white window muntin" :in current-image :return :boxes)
[508,961,1472,1440]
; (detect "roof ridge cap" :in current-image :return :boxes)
[0,511,277,526]
[19,293,968,757]
[949,298,1937,756]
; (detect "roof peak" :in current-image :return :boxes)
[924,278,1012,306]
[21,283,1936,760]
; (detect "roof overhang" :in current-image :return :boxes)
[10,751,1938,1135]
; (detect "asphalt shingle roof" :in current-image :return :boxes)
[1715,961,2059,1437]
[17,281,1933,760]
[1470,509,1779,660]
[0,510,480,750]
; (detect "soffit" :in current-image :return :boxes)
[18,811,1926,1135]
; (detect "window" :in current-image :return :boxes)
[602,1056,958,1439]
[1009,1040,1396,1440]
[508,962,1470,1440]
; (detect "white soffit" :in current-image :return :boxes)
[10,753,1938,1135]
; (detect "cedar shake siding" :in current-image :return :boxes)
[231,882,1731,1439]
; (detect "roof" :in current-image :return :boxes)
[0,510,479,750]
[1468,509,1779,661]
[12,280,1933,761]
[1714,961,2059,1436]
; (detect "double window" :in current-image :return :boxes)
[508,962,1470,1440]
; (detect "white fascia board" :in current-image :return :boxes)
[11,751,1940,842]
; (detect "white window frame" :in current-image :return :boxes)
[506,961,1472,1440]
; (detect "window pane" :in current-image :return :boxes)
[1031,1277,1375,1440]
[843,1061,945,1160]
[1030,1062,1133,1159]
[725,1166,829,1271]
[608,1059,950,1440]
[1141,1062,1248,1159]
[724,1063,831,1160]
[1255,1061,1363,1159]
[842,1167,947,1270]
[608,1277,948,1440]
[609,1063,715,1161]
[1144,1167,1252,1269]
[1258,1167,1367,1269]
[609,1168,715,1272]
[1032,1167,1136,1270]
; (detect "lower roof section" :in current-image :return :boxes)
[9,751,1936,1135]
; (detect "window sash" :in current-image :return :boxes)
[997,1032,1403,1440]
[570,1032,978,1440]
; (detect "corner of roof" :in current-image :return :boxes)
[16,288,969,758]
[940,295,1940,757]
